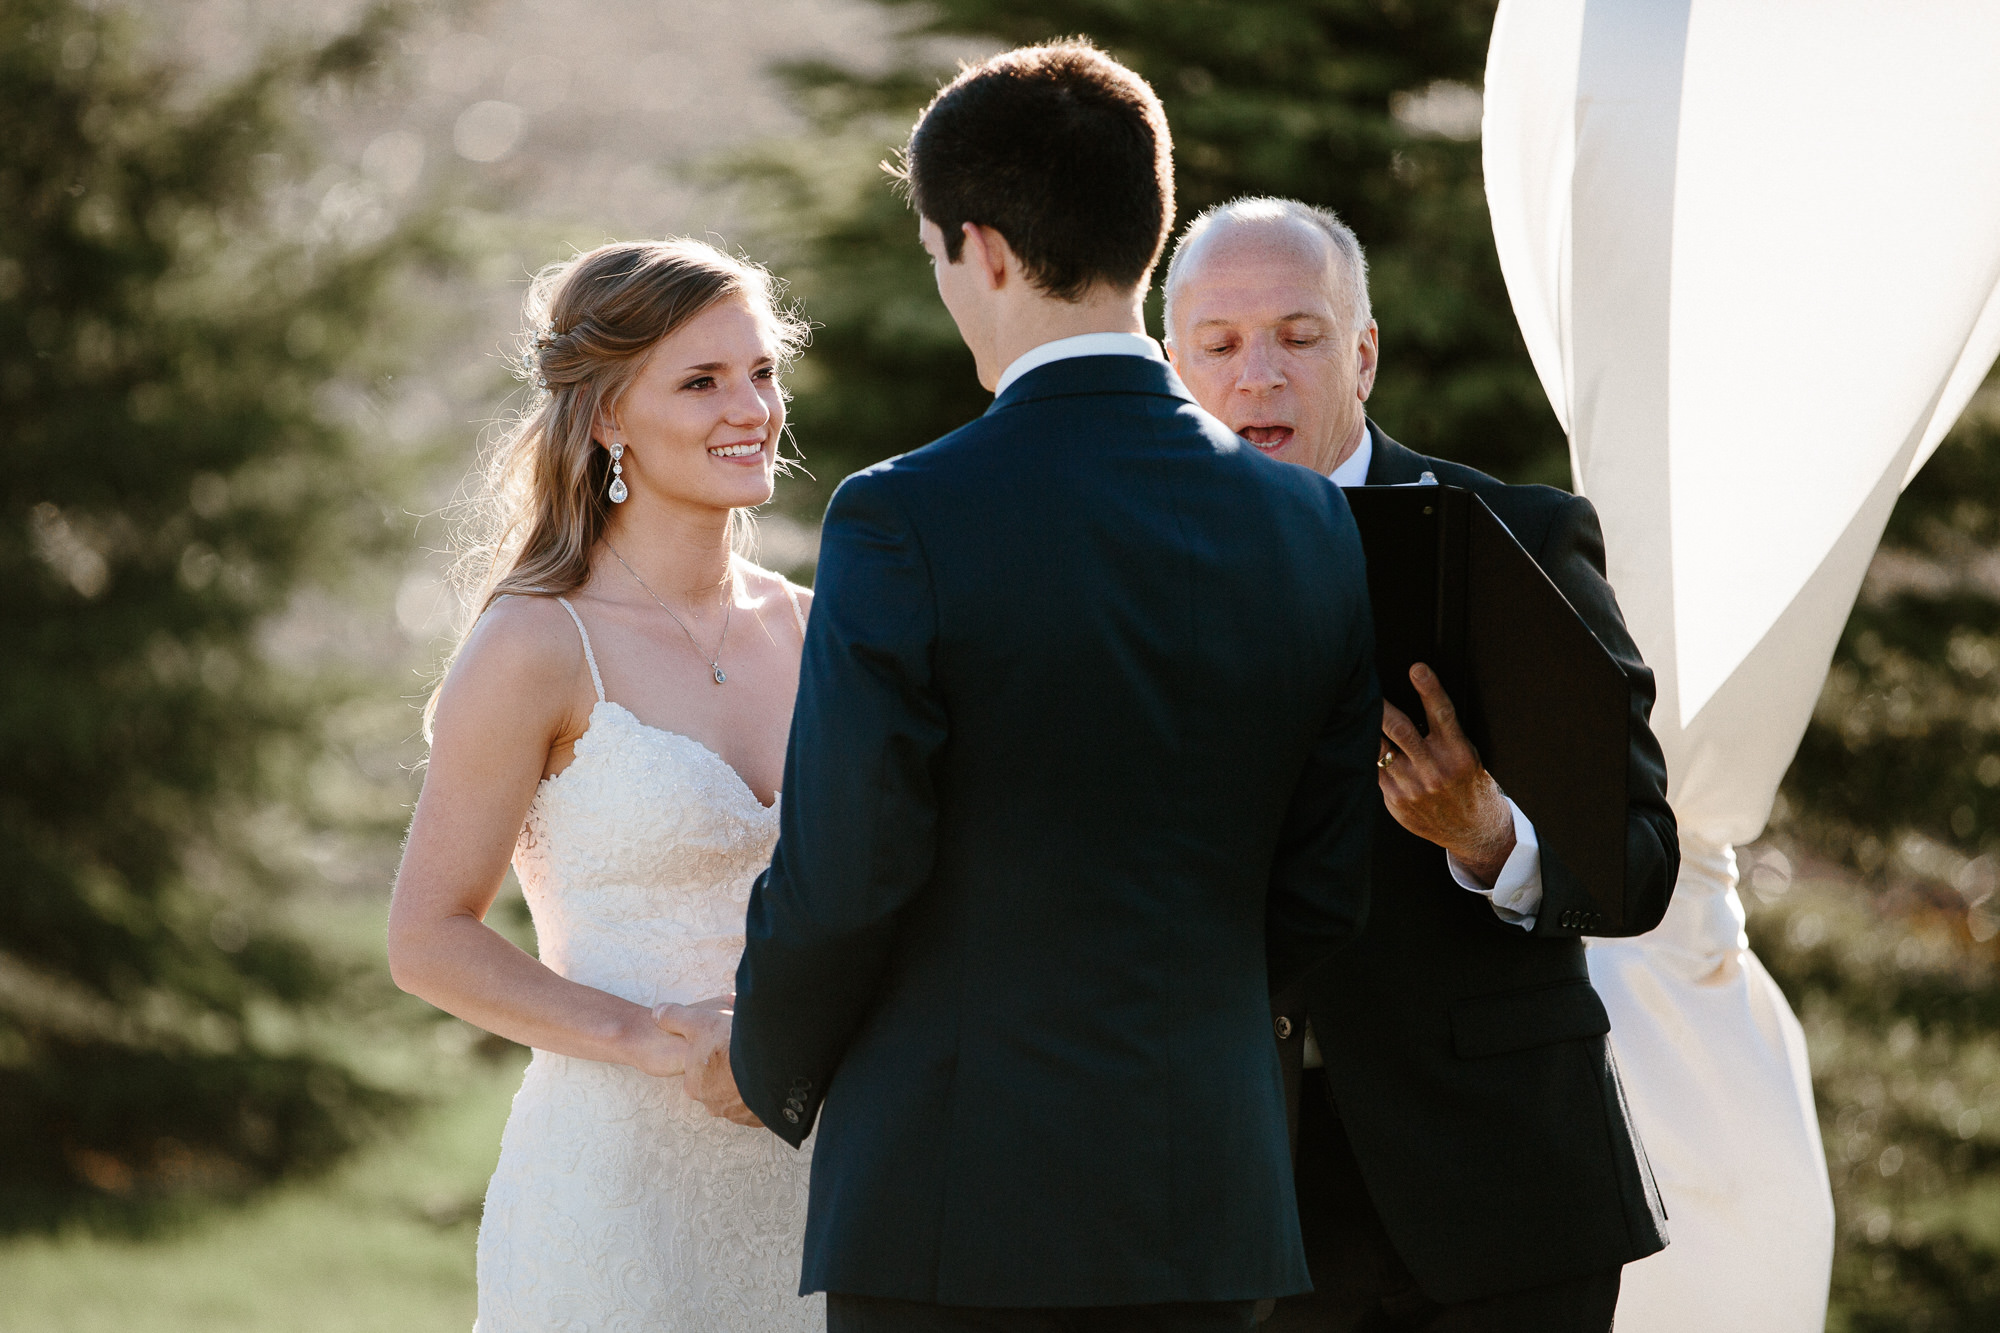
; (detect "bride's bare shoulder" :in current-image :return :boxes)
[735,559,814,615]
[436,594,593,720]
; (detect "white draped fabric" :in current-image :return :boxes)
[1481,3,2000,1328]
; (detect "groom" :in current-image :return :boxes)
[665,40,1382,1333]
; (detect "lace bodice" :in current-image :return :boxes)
[475,593,820,1333]
[515,700,780,1008]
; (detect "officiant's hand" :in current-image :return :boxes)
[1378,664,1515,886]
[652,1000,764,1128]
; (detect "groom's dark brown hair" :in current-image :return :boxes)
[895,40,1174,302]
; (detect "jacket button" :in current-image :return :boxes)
[783,1107,801,1124]
[1274,1016,1293,1040]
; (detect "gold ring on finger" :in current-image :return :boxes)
[1378,751,1397,770]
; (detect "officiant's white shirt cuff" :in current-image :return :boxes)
[1446,796,1541,930]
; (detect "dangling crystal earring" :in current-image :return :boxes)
[607,442,628,504]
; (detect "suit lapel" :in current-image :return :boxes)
[1361,421,1433,486]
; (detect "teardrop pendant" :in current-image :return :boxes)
[608,441,628,504]
[712,665,727,685]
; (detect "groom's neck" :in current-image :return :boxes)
[978,284,1149,391]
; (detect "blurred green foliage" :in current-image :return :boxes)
[1765,396,2000,1330]
[0,0,443,1228]
[1752,863,2000,1331]
[1782,405,2000,900]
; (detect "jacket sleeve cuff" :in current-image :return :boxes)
[1446,796,1542,930]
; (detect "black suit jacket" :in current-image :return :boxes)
[1281,424,1676,1304]
[731,356,1383,1307]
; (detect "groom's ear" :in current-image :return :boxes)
[959,222,1015,293]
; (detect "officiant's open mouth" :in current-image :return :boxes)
[707,439,767,461]
[1238,425,1294,453]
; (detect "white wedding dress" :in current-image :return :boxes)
[474,595,822,1333]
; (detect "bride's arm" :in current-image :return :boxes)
[386,598,688,1077]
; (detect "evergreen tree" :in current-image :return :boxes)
[1781,403,2000,892]
[1760,398,2000,1331]
[0,0,436,1227]
[1749,842,2000,1331]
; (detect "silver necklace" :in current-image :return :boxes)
[605,542,732,685]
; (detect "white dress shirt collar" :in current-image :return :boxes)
[1326,425,1375,486]
[993,331,1167,398]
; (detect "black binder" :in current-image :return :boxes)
[1341,483,1633,929]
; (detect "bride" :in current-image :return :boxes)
[386,238,822,1330]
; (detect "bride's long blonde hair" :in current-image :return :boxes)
[430,238,806,733]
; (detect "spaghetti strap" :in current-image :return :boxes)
[553,596,606,703]
[781,583,808,638]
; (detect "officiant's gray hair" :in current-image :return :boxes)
[1162,198,1373,336]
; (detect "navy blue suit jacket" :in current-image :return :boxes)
[730,355,1382,1307]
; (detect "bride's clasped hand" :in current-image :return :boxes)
[655,995,762,1127]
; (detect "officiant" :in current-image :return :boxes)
[1162,198,1680,1333]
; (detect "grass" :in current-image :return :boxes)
[0,1048,524,1333]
